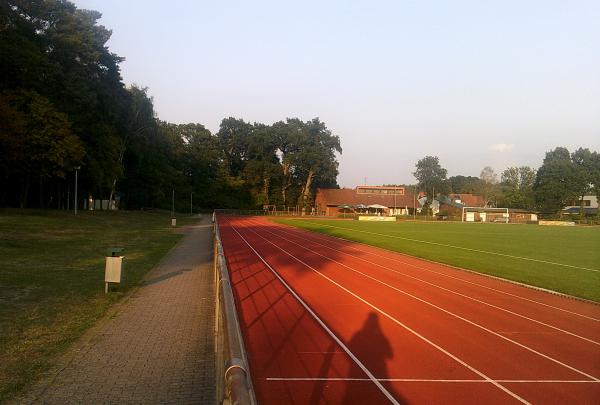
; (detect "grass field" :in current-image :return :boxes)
[0,209,197,402]
[276,218,600,302]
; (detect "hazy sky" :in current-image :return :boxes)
[73,0,599,187]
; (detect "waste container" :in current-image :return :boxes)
[108,247,125,257]
[105,247,125,293]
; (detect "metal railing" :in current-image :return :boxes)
[213,208,302,217]
[214,209,266,216]
[214,214,256,405]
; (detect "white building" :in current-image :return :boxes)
[564,195,598,209]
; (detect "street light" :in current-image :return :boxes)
[190,192,193,216]
[413,185,417,220]
[74,166,81,215]
[394,186,397,217]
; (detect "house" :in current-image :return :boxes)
[463,208,538,223]
[432,195,537,223]
[314,186,417,216]
[447,194,486,207]
[563,195,599,216]
[432,196,465,216]
[429,194,486,216]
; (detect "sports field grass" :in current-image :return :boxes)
[276,218,600,302]
[0,209,197,402]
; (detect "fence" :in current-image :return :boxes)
[214,215,256,405]
[214,209,266,216]
[214,207,303,217]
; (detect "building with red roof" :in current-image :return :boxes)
[447,194,486,207]
[315,186,417,216]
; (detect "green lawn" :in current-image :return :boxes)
[0,209,197,402]
[276,218,600,302]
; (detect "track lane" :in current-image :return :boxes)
[243,219,600,376]
[230,216,600,402]
[265,218,600,327]
[237,219,598,379]
[229,217,534,404]
[229,222,400,404]
[220,216,600,403]
[258,218,600,344]
[219,219,393,404]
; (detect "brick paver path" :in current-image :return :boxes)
[22,219,216,404]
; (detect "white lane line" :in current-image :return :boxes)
[228,223,400,405]
[276,220,600,322]
[292,220,600,273]
[267,377,600,383]
[250,222,600,381]
[255,221,600,346]
[234,221,532,404]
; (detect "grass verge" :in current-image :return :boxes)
[0,209,198,402]
[276,218,600,302]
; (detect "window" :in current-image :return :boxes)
[356,186,405,195]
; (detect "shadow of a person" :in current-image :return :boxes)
[342,312,404,404]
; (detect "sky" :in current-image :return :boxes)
[73,0,600,187]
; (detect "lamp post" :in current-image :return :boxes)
[171,189,176,226]
[394,186,397,217]
[432,184,435,218]
[74,166,81,215]
[413,185,417,220]
[190,192,193,216]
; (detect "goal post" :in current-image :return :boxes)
[462,206,510,223]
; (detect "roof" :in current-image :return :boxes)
[449,194,486,207]
[462,207,537,213]
[316,187,416,208]
[562,207,598,215]
[435,195,465,208]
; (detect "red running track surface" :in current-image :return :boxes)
[217,215,600,404]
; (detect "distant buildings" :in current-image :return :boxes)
[315,185,543,223]
[432,194,485,216]
[314,186,416,216]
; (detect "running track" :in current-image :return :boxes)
[217,215,600,404]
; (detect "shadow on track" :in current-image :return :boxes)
[342,312,405,404]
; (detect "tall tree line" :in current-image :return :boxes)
[0,1,341,211]
[413,147,600,214]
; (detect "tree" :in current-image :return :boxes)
[478,166,501,207]
[267,118,341,210]
[0,90,85,207]
[242,124,281,206]
[571,148,599,217]
[448,175,484,194]
[413,156,448,199]
[500,166,536,209]
[216,117,253,178]
[533,147,579,212]
[592,152,600,201]
[108,85,156,205]
[0,1,346,211]
[1,0,131,208]
[480,166,498,184]
[293,118,342,212]
[272,118,301,207]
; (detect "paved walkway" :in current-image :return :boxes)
[21,218,216,404]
